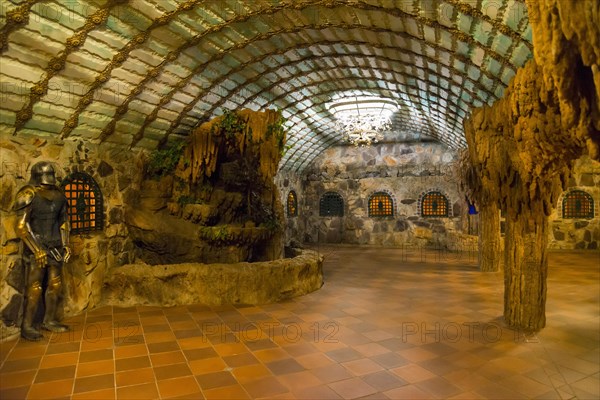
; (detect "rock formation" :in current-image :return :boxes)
[128,109,287,264]
[463,0,599,331]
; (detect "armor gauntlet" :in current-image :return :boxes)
[61,221,71,263]
[14,187,47,267]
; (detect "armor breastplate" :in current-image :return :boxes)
[28,188,67,249]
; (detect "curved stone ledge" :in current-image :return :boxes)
[101,249,323,307]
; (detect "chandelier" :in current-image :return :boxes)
[328,95,398,146]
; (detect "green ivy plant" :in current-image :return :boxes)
[219,109,247,140]
[261,215,281,233]
[146,141,186,179]
[266,112,288,155]
[199,225,231,244]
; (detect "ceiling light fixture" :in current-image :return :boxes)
[327,95,398,147]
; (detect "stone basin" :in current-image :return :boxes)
[101,249,323,307]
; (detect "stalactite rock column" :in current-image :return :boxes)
[478,203,501,272]
[504,211,549,332]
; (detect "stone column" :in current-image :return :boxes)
[503,211,549,332]
[478,203,501,272]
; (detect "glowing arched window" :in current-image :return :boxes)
[320,192,344,217]
[421,191,449,217]
[287,190,298,217]
[60,172,104,234]
[563,190,594,219]
[369,192,394,217]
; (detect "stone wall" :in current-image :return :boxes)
[277,142,472,249]
[277,145,599,252]
[0,134,143,341]
[548,156,600,250]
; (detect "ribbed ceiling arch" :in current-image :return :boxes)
[0,0,532,172]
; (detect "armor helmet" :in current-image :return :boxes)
[30,162,57,186]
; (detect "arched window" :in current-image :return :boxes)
[319,192,344,217]
[421,191,449,217]
[563,190,594,219]
[287,190,298,217]
[368,192,394,217]
[60,172,104,234]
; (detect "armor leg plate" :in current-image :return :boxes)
[42,267,69,333]
[21,280,43,341]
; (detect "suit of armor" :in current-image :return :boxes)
[14,162,71,341]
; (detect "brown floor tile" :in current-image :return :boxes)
[0,369,38,389]
[114,344,148,359]
[0,386,30,400]
[343,358,385,376]
[354,342,392,357]
[362,371,408,391]
[115,355,151,372]
[283,342,319,357]
[156,375,201,398]
[244,338,278,351]
[154,363,193,381]
[372,352,410,369]
[195,370,237,390]
[243,376,288,398]
[213,342,248,356]
[117,382,159,399]
[203,384,250,399]
[188,356,227,375]
[415,376,463,398]
[38,352,79,369]
[231,364,273,384]
[266,358,306,375]
[296,352,335,369]
[27,378,74,399]
[73,373,115,393]
[326,347,363,363]
[45,342,80,355]
[278,370,322,392]
[71,388,116,400]
[312,364,353,384]
[253,347,289,363]
[79,348,114,363]
[148,341,180,354]
[80,338,114,352]
[34,365,76,383]
[183,347,218,361]
[328,377,378,399]
[114,335,145,347]
[150,350,187,366]
[142,324,171,333]
[293,384,343,399]
[76,359,115,378]
[176,336,211,349]
[223,352,259,367]
[0,357,42,373]
[473,382,525,400]
[499,374,557,398]
[6,344,47,360]
[116,367,156,387]
[384,384,434,399]
[145,331,177,344]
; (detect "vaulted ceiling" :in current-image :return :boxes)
[0,0,533,172]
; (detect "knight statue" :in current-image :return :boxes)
[14,161,71,341]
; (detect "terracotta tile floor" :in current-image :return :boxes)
[1,246,598,399]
